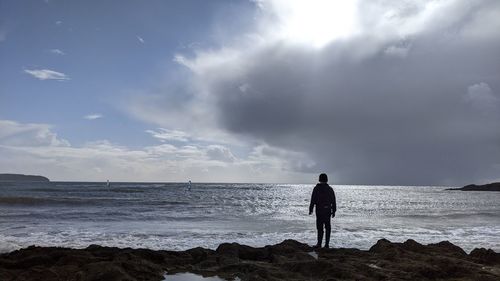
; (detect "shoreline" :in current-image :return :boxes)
[1,239,499,281]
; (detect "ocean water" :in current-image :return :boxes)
[1,182,499,254]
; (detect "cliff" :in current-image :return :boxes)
[0,174,50,182]
[447,182,500,191]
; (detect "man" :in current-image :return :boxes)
[309,173,336,249]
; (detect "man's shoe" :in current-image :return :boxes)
[313,244,321,249]
[323,244,329,249]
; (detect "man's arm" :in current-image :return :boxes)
[331,188,337,217]
[309,187,316,215]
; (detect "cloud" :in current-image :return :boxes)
[137,36,145,43]
[128,0,500,185]
[0,119,309,182]
[248,145,315,173]
[49,49,65,55]
[84,114,103,120]
[464,82,499,112]
[24,69,70,81]
[0,120,69,147]
[146,128,190,142]
[384,44,411,58]
[206,145,236,162]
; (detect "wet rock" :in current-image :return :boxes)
[1,239,499,281]
[368,238,395,252]
[470,248,500,265]
[186,247,214,264]
[428,241,467,257]
[402,239,426,253]
[80,262,136,281]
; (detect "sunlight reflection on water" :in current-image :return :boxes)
[1,182,499,253]
[163,272,235,281]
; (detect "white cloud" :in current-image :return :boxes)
[24,69,70,81]
[460,2,500,40]
[465,82,499,111]
[49,49,65,55]
[262,0,360,48]
[146,128,190,142]
[173,54,188,66]
[0,120,69,147]
[0,119,309,182]
[384,44,411,58]
[137,36,145,43]
[84,114,103,120]
[55,20,63,25]
[206,145,236,162]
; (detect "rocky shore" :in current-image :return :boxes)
[1,239,499,281]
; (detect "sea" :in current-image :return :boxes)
[1,182,499,254]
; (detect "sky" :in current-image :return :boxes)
[1,0,499,185]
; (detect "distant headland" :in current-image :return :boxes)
[447,182,500,192]
[0,173,50,182]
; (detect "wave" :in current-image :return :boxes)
[0,196,196,209]
[0,196,115,206]
[110,189,145,193]
[396,212,500,219]
[26,188,68,192]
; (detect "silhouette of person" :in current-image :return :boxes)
[309,173,336,248]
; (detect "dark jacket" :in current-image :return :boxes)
[309,183,336,216]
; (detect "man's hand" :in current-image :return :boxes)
[309,211,312,215]
[331,212,336,218]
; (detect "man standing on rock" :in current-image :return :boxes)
[309,173,337,249]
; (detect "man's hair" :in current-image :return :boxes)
[319,173,328,183]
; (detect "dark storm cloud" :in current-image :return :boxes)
[149,0,500,185]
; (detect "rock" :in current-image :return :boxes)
[470,248,500,265]
[402,239,426,253]
[215,243,241,266]
[428,241,467,257]
[368,238,402,258]
[1,239,499,281]
[80,262,135,281]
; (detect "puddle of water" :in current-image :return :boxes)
[307,251,318,259]
[368,263,382,270]
[163,273,225,281]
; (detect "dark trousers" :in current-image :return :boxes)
[316,213,331,246]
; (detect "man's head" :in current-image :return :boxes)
[319,173,328,183]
